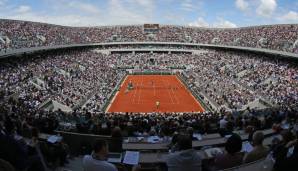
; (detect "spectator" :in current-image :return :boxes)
[219,116,229,137]
[273,130,298,171]
[109,127,123,153]
[83,139,118,171]
[166,134,202,171]
[187,127,198,140]
[243,131,269,163]
[219,116,228,129]
[214,133,243,170]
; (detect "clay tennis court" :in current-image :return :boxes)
[107,75,205,113]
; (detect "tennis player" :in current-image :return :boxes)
[156,101,160,110]
[128,80,134,90]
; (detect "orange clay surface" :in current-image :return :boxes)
[107,75,205,113]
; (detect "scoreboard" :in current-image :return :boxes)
[143,24,159,33]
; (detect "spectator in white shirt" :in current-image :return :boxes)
[83,139,118,171]
[220,116,228,129]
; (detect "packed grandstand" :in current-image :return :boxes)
[0,19,298,171]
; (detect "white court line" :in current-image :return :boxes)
[164,77,179,104]
[137,75,144,104]
[106,75,128,112]
[161,78,175,104]
[137,100,180,104]
[105,91,118,112]
[131,77,139,104]
[168,78,180,104]
[153,83,156,96]
[120,75,128,88]
[175,76,204,112]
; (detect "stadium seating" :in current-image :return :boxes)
[0,19,297,53]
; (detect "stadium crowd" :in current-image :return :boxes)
[1,95,298,170]
[1,19,298,53]
[1,49,298,113]
[181,50,298,109]
[0,50,124,109]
